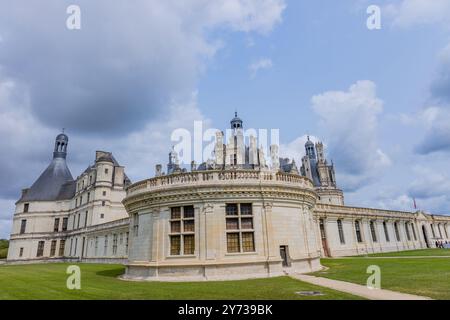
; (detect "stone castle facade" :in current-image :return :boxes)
[6,114,450,281]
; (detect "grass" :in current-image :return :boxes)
[357,248,450,257]
[312,255,450,300]
[0,263,362,300]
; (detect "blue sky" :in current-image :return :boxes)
[1,0,450,238]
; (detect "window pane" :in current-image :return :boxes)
[226,204,238,216]
[183,235,195,254]
[171,207,181,219]
[171,221,181,233]
[242,232,255,252]
[226,218,239,230]
[183,206,194,218]
[240,204,252,215]
[170,235,181,255]
[183,220,195,232]
[226,233,240,253]
[241,218,253,229]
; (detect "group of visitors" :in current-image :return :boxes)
[435,240,449,248]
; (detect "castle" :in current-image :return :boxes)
[7,114,450,281]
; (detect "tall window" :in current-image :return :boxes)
[77,214,80,229]
[112,234,118,255]
[59,240,65,256]
[337,219,345,244]
[133,213,139,237]
[36,241,45,257]
[370,221,377,242]
[411,223,417,241]
[23,203,29,213]
[405,222,411,241]
[355,220,363,243]
[125,232,129,252]
[169,206,195,255]
[50,240,57,257]
[53,218,60,232]
[438,224,443,239]
[20,219,27,234]
[226,203,255,253]
[104,235,108,256]
[19,247,24,257]
[444,224,449,239]
[95,237,99,255]
[431,224,436,238]
[383,221,390,242]
[62,217,68,231]
[394,222,400,241]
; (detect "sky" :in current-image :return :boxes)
[1,0,450,239]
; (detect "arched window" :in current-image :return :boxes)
[394,222,400,241]
[370,221,377,242]
[405,222,411,241]
[411,223,417,241]
[383,221,390,242]
[355,220,363,243]
[337,219,345,244]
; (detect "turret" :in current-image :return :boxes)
[305,136,316,160]
[53,132,69,159]
[230,111,243,130]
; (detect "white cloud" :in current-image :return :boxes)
[249,58,273,78]
[311,80,390,191]
[385,0,450,28]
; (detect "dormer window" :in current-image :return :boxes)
[23,203,29,213]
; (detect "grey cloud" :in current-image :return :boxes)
[416,44,450,154]
[0,1,285,135]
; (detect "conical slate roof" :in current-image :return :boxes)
[19,157,75,202]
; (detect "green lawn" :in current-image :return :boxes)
[0,263,361,300]
[312,256,450,300]
[359,248,450,257]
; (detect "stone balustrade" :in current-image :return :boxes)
[126,169,314,197]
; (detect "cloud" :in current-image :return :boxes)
[416,44,450,154]
[311,80,390,191]
[249,58,273,78]
[405,166,450,214]
[385,0,450,28]
[0,0,285,135]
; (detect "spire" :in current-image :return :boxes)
[53,131,69,159]
[20,132,74,202]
